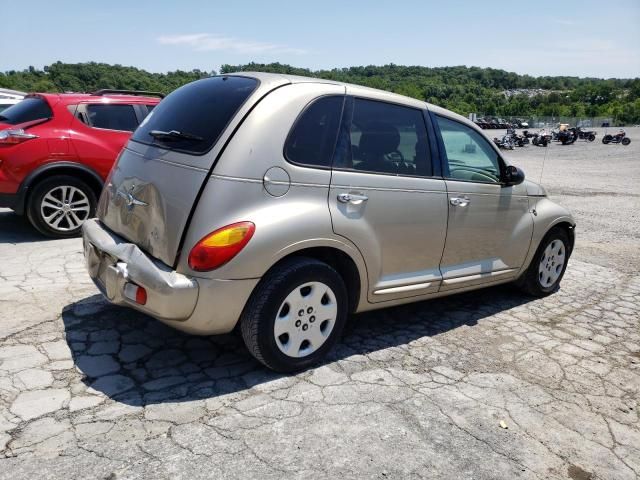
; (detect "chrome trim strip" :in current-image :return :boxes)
[441,268,517,285]
[373,282,433,295]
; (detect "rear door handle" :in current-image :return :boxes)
[337,193,369,205]
[450,196,470,207]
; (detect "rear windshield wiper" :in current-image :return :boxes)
[149,129,203,142]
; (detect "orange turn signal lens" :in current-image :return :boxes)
[188,222,255,272]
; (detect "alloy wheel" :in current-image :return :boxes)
[40,185,91,232]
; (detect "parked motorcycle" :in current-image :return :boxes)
[557,127,578,145]
[576,127,597,142]
[506,127,528,146]
[551,124,570,141]
[531,129,552,147]
[602,129,631,145]
[493,133,515,150]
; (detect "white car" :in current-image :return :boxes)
[0,88,26,113]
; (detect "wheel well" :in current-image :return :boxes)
[551,222,575,255]
[272,247,362,313]
[24,166,103,206]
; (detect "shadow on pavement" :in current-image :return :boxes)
[0,209,53,244]
[62,286,534,406]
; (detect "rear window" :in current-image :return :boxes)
[132,76,258,155]
[0,97,52,125]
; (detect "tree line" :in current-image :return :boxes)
[2,61,639,123]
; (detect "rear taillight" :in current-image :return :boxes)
[0,129,38,145]
[188,222,255,272]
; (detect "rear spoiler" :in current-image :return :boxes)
[0,117,51,131]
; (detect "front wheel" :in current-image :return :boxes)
[516,227,571,297]
[588,134,596,142]
[602,135,612,144]
[621,137,631,145]
[240,257,348,372]
[27,175,97,238]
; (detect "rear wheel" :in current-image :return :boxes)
[240,257,348,372]
[588,134,596,142]
[602,135,612,144]
[27,175,97,238]
[516,227,570,297]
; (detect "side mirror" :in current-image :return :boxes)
[503,165,525,186]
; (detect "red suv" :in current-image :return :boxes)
[0,90,162,237]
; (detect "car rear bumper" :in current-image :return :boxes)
[82,219,258,335]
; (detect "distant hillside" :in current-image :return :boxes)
[2,61,639,123]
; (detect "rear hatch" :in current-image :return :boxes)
[97,74,290,267]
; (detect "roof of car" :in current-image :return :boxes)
[229,71,470,125]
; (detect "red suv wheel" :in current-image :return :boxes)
[27,175,97,238]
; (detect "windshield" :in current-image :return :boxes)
[0,97,52,125]
[132,76,258,155]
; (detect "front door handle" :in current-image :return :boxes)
[450,196,470,207]
[337,193,369,205]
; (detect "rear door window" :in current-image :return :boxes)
[335,98,432,177]
[0,97,52,125]
[132,76,259,155]
[284,96,343,168]
[84,104,139,132]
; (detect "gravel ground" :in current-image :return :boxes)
[0,128,638,479]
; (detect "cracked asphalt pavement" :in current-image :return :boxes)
[1,129,639,479]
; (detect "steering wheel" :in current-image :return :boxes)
[385,150,404,162]
[449,167,498,183]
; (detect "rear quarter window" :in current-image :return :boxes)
[284,96,344,168]
[132,76,259,155]
[85,104,139,132]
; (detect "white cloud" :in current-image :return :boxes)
[157,33,307,55]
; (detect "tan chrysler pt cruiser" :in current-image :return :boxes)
[83,73,575,371]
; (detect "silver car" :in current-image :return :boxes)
[83,73,575,372]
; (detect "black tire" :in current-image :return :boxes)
[621,137,631,145]
[516,227,571,297]
[27,175,97,238]
[588,134,596,142]
[602,135,612,144]
[240,257,349,372]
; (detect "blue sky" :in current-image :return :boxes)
[2,0,639,78]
